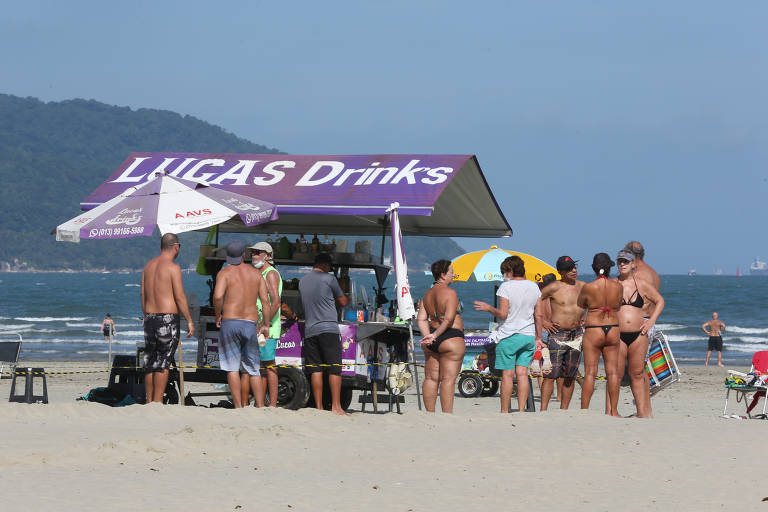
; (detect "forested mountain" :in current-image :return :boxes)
[0,94,465,271]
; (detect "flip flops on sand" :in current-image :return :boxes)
[530,352,542,377]
[541,347,552,375]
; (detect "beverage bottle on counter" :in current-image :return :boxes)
[311,234,320,254]
[277,236,292,259]
[298,233,308,253]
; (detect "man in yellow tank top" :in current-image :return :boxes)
[250,241,283,407]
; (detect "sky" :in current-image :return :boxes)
[2,1,767,274]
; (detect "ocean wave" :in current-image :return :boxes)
[0,324,36,331]
[65,322,101,328]
[666,335,704,343]
[656,323,687,331]
[727,326,768,335]
[733,336,768,344]
[124,284,140,287]
[117,331,148,337]
[723,342,768,353]
[16,316,88,322]
[20,337,142,346]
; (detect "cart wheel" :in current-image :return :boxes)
[277,366,310,410]
[481,379,499,397]
[458,374,484,398]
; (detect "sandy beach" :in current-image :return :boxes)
[0,362,765,511]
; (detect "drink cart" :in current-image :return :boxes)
[186,252,411,410]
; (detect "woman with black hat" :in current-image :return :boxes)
[616,249,664,418]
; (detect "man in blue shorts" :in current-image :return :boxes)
[299,252,349,415]
[213,240,272,408]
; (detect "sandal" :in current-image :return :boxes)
[541,347,552,375]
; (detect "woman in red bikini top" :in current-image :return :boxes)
[576,252,623,416]
[416,259,466,413]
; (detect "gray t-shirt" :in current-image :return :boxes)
[299,269,344,338]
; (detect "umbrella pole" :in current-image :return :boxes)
[177,339,186,406]
[407,320,422,411]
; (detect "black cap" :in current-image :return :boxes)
[592,252,615,270]
[556,256,578,271]
[314,252,333,266]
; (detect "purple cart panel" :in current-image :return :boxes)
[275,321,358,377]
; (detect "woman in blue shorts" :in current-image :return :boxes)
[474,256,541,413]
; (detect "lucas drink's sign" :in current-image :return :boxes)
[81,153,474,216]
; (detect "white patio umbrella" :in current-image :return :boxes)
[56,173,277,242]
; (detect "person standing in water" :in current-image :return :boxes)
[101,313,116,341]
[702,312,726,367]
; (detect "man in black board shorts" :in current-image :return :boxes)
[702,312,726,367]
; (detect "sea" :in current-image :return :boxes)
[0,271,766,367]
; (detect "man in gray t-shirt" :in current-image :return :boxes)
[299,252,349,414]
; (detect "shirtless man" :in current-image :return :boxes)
[101,313,115,341]
[141,233,194,404]
[534,256,585,410]
[213,240,271,408]
[702,312,726,367]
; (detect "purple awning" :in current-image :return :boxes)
[80,153,512,237]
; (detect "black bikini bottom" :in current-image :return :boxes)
[427,326,464,352]
[584,324,619,335]
[620,331,642,345]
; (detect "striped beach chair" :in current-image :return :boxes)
[645,331,681,396]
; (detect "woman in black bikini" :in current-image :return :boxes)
[616,250,664,418]
[416,259,466,413]
[576,253,623,415]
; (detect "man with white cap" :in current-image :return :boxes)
[248,241,283,407]
[213,239,272,408]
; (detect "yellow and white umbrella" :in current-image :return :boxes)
[451,245,558,283]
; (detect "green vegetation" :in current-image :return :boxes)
[0,94,465,271]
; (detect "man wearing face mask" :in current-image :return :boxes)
[248,241,283,407]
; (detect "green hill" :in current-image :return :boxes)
[0,94,465,271]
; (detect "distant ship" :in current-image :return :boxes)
[714,268,723,276]
[688,269,696,276]
[750,257,768,276]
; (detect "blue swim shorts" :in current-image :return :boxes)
[494,334,535,370]
[219,319,261,376]
[259,337,278,363]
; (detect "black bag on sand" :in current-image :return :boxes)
[79,387,137,407]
